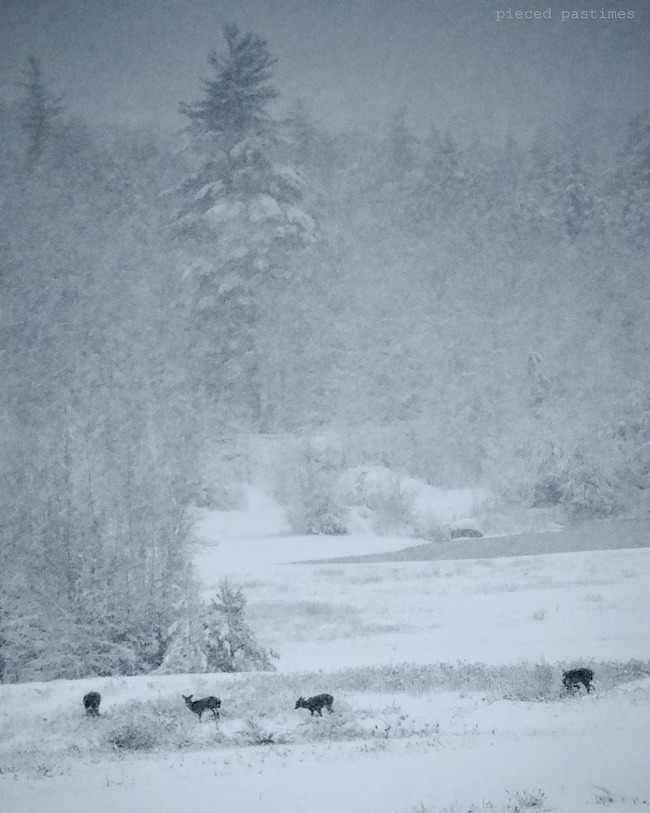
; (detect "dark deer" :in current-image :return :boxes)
[83,691,101,717]
[295,693,334,716]
[562,668,594,694]
[182,694,221,722]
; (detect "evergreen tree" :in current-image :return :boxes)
[368,108,420,225]
[178,26,317,428]
[281,98,335,184]
[159,580,275,674]
[19,56,64,166]
[409,127,465,225]
[560,151,594,242]
[618,109,650,246]
[385,108,418,175]
[202,580,275,672]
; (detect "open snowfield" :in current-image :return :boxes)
[2,498,650,812]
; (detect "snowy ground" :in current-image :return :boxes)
[2,492,649,812]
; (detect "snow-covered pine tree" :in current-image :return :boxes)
[384,108,418,177]
[201,579,275,672]
[159,579,275,674]
[177,25,318,429]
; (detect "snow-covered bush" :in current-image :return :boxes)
[533,452,620,521]
[411,515,448,543]
[104,699,192,752]
[531,474,564,508]
[279,440,347,535]
[334,465,417,535]
[239,716,278,746]
[107,719,159,752]
[506,789,547,811]
[334,464,490,538]
[563,458,619,521]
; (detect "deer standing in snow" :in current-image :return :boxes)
[295,693,334,716]
[83,691,101,717]
[182,694,221,721]
[562,668,594,694]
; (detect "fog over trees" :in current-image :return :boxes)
[0,2,648,682]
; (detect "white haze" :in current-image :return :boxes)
[1,0,648,144]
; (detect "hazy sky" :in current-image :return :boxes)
[1,0,648,143]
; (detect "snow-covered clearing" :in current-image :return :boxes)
[2,497,649,812]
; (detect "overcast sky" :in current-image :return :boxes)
[1,0,648,144]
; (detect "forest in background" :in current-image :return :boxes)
[1,28,648,682]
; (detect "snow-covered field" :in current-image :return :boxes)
[2,496,649,812]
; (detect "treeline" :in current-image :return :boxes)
[0,34,648,681]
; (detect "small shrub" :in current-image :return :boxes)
[306,509,347,536]
[450,526,483,539]
[366,475,416,534]
[532,663,555,699]
[532,476,564,508]
[413,517,447,543]
[107,720,158,752]
[533,451,621,521]
[240,717,276,745]
[595,787,615,805]
[102,699,193,753]
[506,789,547,811]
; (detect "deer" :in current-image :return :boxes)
[295,693,334,716]
[83,691,101,717]
[562,668,594,694]
[182,694,221,722]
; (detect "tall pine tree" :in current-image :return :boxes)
[178,26,317,429]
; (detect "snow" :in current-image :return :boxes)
[205,199,245,225]
[2,503,650,812]
[284,204,316,231]
[193,485,291,540]
[249,194,283,222]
